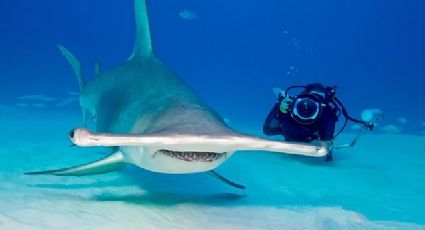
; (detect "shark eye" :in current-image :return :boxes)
[68,130,75,139]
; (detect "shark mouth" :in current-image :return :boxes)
[156,149,226,162]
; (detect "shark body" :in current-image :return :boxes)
[28,0,328,182]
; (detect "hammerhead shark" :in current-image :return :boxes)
[27,0,328,188]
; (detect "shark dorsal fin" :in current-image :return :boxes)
[128,0,153,61]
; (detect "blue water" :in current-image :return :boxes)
[2,0,425,128]
[1,0,425,228]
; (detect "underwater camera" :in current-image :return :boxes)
[287,84,333,126]
[291,95,323,125]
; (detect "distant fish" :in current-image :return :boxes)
[223,117,231,124]
[380,125,401,134]
[18,94,57,102]
[56,97,78,106]
[396,117,407,124]
[16,103,29,108]
[179,10,198,21]
[421,121,425,126]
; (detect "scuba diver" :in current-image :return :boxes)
[263,83,375,161]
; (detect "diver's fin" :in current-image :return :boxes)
[25,151,126,176]
[209,170,245,189]
[57,45,85,90]
[128,0,154,61]
[94,58,102,75]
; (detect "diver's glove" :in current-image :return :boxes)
[279,96,293,113]
[272,87,293,113]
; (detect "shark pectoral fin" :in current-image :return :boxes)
[209,170,246,190]
[25,151,126,176]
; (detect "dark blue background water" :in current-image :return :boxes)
[1,0,424,132]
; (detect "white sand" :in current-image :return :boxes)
[0,106,424,230]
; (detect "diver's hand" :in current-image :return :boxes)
[279,97,293,113]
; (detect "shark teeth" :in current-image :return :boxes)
[156,149,226,162]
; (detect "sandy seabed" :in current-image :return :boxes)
[0,106,424,230]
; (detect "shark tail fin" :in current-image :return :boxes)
[25,151,126,176]
[57,45,88,126]
[128,0,154,61]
